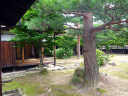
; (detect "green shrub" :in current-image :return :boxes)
[39,68,49,75]
[71,76,81,84]
[56,48,73,59]
[65,49,73,58]
[96,49,109,66]
[56,48,65,59]
[74,67,84,78]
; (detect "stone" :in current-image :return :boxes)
[52,68,57,71]
[63,67,68,70]
[5,90,12,94]
[100,72,107,76]
[109,62,117,66]
[2,91,5,95]
[11,89,17,93]
[47,68,52,71]
[2,79,12,83]
[103,59,108,66]
[58,67,63,70]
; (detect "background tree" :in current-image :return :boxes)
[66,17,83,59]
[11,8,54,68]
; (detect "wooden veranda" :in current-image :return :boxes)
[16,58,54,67]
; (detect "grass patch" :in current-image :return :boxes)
[3,80,45,96]
[50,84,81,96]
[100,63,128,79]
[50,84,73,90]
[2,73,49,96]
[97,88,107,94]
[58,69,75,75]
[51,89,81,96]
[79,62,84,67]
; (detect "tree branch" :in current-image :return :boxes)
[119,12,128,21]
[106,26,128,33]
[91,6,128,33]
[63,11,87,18]
[63,25,83,31]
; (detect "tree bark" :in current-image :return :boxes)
[82,13,99,90]
[39,40,43,68]
[54,33,56,66]
[77,35,81,59]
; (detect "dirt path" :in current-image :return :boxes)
[99,54,128,96]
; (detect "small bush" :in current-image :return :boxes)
[71,76,81,84]
[56,48,65,59]
[74,67,84,78]
[64,49,73,59]
[96,49,109,66]
[56,48,73,59]
[39,68,49,75]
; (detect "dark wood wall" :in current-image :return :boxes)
[1,41,16,67]
[16,44,32,59]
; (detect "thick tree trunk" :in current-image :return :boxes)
[82,13,99,90]
[77,35,81,59]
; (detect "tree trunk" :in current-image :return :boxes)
[39,40,43,68]
[77,35,81,59]
[54,33,56,66]
[82,13,99,90]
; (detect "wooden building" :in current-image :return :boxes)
[0,0,36,95]
[1,31,41,68]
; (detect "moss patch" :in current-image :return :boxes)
[97,88,107,94]
[3,80,45,96]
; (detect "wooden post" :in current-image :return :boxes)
[32,45,35,58]
[0,30,2,96]
[22,47,24,63]
[54,33,56,66]
[42,47,44,59]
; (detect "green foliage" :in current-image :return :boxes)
[71,76,81,84]
[56,36,76,51]
[39,69,49,75]
[56,48,65,59]
[55,35,75,59]
[96,49,106,66]
[56,48,73,59]
[66,49,73,58]
[97,88,107,94]
[96,30,128,49]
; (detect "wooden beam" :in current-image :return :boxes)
[42,47,44,59]
[22,47,24,63]
[0,30,2,96]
